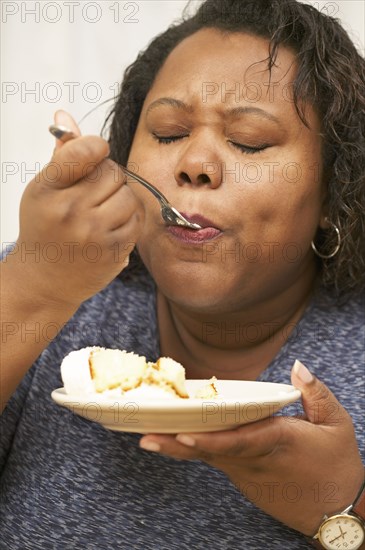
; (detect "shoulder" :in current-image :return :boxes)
[296,289,364,394]
[310,289,364,347]
[274,287,364,383]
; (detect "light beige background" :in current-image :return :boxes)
[1,0,364,245]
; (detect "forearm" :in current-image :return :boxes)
[1,257,78,412]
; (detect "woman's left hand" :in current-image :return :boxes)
[139,360,364,535]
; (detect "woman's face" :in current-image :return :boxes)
[127,29,325,313]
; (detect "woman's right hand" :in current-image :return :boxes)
[16,110,143,308]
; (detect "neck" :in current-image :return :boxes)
[157,264,318,380]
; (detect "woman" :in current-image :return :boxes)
[1,0,364,548]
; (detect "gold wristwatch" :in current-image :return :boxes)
[312,477,365,550]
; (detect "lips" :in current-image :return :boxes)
[166,213,222,243]
[179,213,221,229]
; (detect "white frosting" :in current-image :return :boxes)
[60,347,96,394]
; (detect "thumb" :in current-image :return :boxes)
[41,110,109,189]
[291,360,345,426]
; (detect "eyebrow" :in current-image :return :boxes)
[146,97,194,114]
[226,106,281,126]
[146,97,281,126]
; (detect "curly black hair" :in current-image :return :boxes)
[106,0,365,298]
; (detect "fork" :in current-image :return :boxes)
[49,124,201,230]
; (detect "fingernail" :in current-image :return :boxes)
[140,440,160,452]
[54,109,71,127]
[293,359,313,384]
[176,435,195,447]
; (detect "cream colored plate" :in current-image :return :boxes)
[51,380,301,434]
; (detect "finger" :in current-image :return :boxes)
[107,221,140,270]
[75,159,126,207]
[175,418,284,458]
[100,186,144,232]
[40,135,110,189]
[53,110,81,151]
[139,435,207,461]
[291,360,349,426]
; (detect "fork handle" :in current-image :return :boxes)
[120,166,169,206]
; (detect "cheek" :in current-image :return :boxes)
[246,153,322,211]
[231,161,323,254]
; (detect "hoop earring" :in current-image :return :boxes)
[311,217,341,259]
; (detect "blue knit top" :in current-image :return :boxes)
[1,268,364,549]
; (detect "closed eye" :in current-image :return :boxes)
[228,141,269,154]
[152,133,269,154]
[152,133,189,144]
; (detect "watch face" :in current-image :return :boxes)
[319,514,365,550]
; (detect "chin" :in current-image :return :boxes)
[151,262,240,312]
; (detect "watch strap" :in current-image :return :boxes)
[352,475,365,521]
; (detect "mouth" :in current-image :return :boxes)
[166,212,222,243]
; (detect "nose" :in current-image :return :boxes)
[174,138,223,190]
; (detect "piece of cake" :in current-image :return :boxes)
[60,347,220,400]
[60,347,189,399]
[194,376,219,399]
[144,357,189,398]
[89,348,146,392]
